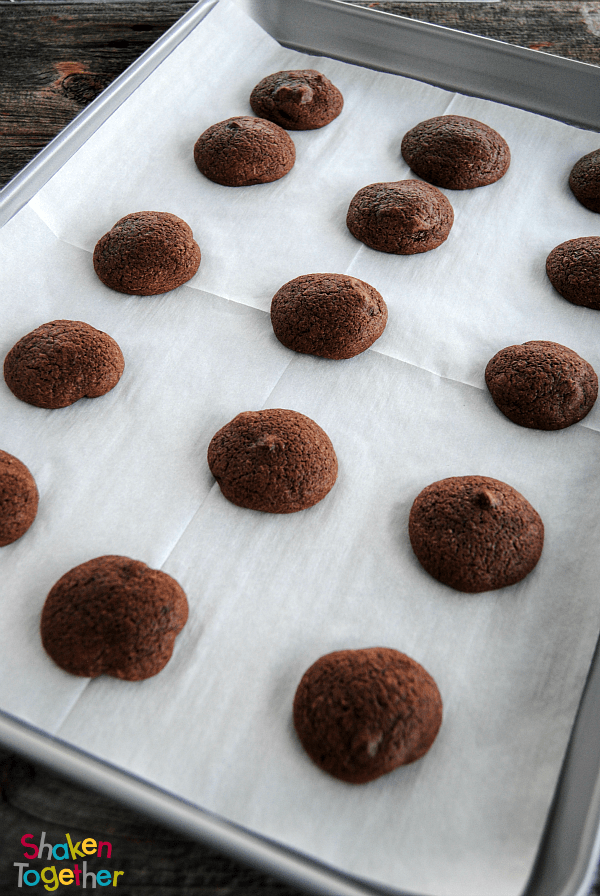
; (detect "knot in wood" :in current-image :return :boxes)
[61,72,107,105]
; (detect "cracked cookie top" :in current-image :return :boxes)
[194,116,295,186]
[207,408,337,513]
[293,647,443,784]
[4,319,124,409]
[270,273,387,359]
[409,475,544,593]
[41,555,188,680]
[93,211,201,296]
[485,340,598,430]
[346,180,454,254]
[250,69,343,130]
[0,450,39,547]
[569,148,600,213]
[401,114,510,190]
[546,236,600,309]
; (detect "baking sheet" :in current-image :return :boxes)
[1,1,600,895]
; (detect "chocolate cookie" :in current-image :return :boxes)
[270,273,387,359]
[4,320,124,409]
[485,341,598,430]
[249,69,343,130]
[0,450,39,546]
[401,115,510,190]
[207,408,337,513]
[409,476,544,593]
[293,647,442,784]
[569,149,600,212]
[93,211,201,296]
[346,180,453,254]
[41,555,188,680]
[546,237,600,309]
[193,116,295,186]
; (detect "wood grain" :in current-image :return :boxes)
[0,2,196,188]
[0,747,305,894]
[2,2,600,187]
[353,0,600,63]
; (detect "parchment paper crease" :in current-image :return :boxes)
[1,2,600,895]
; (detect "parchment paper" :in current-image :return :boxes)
[1,2,600,894]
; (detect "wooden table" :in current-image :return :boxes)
[1,2,600,893]
[3,0,600,189]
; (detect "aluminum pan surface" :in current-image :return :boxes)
[2,0,599,227]
[0,711,401,896]
[238,0,600,128]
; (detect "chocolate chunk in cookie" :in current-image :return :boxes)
[485,341,598,430]
[93,211,201,296]
[546,237,600,309]
[194,116,295,186]
[346,180,453,254]
[4,320,124,409]
[569,149,600,212]
[271,273,387,359]
[41,555,188,680]
[250,69,343,130]
[0,450,39,546]
[293,647,442,784]
[401,115,510,190]
[207,408,337,513]
[409,476,544,593]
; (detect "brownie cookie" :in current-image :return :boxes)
[93,211,201,296]
[401,115,510,190]
[194,116,295,186]
[0,450,39,546]
[250,69,343,130]
[569,149,600,212]
[485,341,598,430]
[207,408,337,513]
[293,647,442,784]
[546,237,600,309]
[409,476,544,593]
[41,555,188,680]
[4,320,124,409]
[271,273,387,359]
[346,180,453,254]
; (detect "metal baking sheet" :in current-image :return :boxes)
[2,0,599,228]
[1,3,600,896]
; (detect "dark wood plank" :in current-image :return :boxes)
[0,747,305,894]
[2,2,600,188]
[0,2,196,188]
[352,1,600,64]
